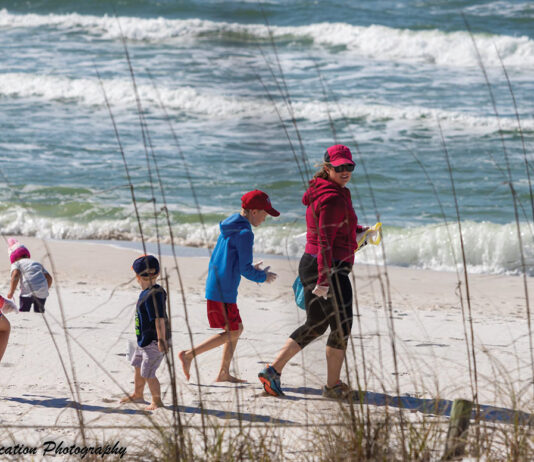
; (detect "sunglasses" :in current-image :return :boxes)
[332,164,355,173]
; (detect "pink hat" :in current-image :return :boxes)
[7,238,30,264]
[324,144,355,167]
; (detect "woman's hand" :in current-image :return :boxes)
[312,284,329,299]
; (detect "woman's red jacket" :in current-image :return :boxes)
[303,177,362,286]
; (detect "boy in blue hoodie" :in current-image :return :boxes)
[178,190,279,383]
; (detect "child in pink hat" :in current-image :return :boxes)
[7,238,53,313]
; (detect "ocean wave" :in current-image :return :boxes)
[464,1,534,19]
[0,72,256,119]
[1,72,531,132]
[357,221,534,276]
[1,9,533,68]
[1,206,533,275]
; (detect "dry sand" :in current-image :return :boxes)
[0,237,532,459]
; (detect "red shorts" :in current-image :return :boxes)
[207,300,242,331]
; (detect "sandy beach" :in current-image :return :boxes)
[2,0,534,459]
[0,237,532,459]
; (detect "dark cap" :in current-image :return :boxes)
[132,255,160,276]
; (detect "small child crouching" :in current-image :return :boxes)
[121,255,170,411]
[7,238,52,313]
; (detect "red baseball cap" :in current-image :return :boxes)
[241,190,280,217]
[324,144,355,167]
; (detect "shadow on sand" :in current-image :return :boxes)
[6,394,295,425]
[9,388,529,427]
[284,387,533,425]
[6,395,148,416]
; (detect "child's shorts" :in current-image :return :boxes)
[131,340,164,379]
[19,295,46,313]
[207,299,242,331]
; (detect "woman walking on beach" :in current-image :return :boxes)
[259,144,367,399]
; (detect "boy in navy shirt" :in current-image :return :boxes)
[178,190,278,383]
[121,255,169,410]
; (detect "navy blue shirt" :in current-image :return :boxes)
[135,284,168,347]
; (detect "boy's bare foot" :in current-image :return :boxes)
[119,394,145,404]
[215,373,247,383]
[178,350,191,381]
[145,398,164,411]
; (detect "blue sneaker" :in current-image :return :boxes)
[258,365,284,396]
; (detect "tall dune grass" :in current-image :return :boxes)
[0,7,533,462]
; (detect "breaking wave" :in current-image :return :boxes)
[1,73,531,132]
[1,9,534,68]
[1,205,533,275]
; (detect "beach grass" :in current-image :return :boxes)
[1,9,534,462]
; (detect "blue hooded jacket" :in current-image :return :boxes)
[205,213,267,303]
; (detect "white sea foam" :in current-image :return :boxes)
[1,72,531,132]
[290,100,534,132]
[1,9,533,68]
[1,206,533,275]
[0,72,258,119]
[357,221,534,276]
[300,23,534,68]
[464,1,534,19]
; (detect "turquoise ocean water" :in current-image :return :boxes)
[0,0,533,274]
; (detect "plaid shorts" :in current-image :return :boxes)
[131,340,164,378]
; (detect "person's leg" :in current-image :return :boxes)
[120,367,146,403]
[34,297,46,314]
[259,337,303,396]
[259,254,329,396]
[179,330,235,381]
[281,253,330,374]
[325,346,346,388]
[136,342,165,409]
[325,268,353,388]
[271,338,302,374]
[179,301,242,381]
[216,323,244,382]
[0,315,11,363]
[19,296,31,312]
[145,377,164,410]
[26,296,37,313]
